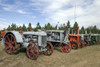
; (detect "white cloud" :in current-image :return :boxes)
[34,0,100,28]
[0,0,100,29]
[17,10,28,14]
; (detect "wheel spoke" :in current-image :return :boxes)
[6,36,10,42]
[5,46,10,50]
[61,43,70,53]
[10,35,13,42]
[5,42,9,45]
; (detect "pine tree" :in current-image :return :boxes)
[65,20,71,31]
[36,22,41,29]
[7,25,11,31]
[80,26,85,34]
[67,20,70,28]
[44,22,52,30]
[73,22,78,34]
[28,23,32,31]
[22,24,27,31]
[11,23,17,30]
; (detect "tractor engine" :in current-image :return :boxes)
[22,32,47,49]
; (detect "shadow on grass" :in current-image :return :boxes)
[54,46,62,53]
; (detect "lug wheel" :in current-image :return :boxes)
[26,43,39,60]
[43,42,53,56]
[84,39,89,46]
[81,40,87,47]
[4,34,18,54]
[61,43,71,53]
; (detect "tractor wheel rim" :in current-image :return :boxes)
[4,34,17,54]
[43,42,53,56]
[27,43,39,60]
[72,43,77,49]
[61,43,70,53]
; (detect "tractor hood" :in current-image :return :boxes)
[23,31,47,36]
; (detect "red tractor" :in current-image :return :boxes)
[0,30,7,40]
[69,27,83,49]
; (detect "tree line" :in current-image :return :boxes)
[3,21,100,34]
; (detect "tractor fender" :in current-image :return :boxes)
[1,31,23,45]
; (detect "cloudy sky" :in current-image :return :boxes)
[0,0,100,29]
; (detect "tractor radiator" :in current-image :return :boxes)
[42,36,47,46]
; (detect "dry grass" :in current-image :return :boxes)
[0,43,100,67]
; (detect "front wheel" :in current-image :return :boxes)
[71,42,78,49]
[26,43,39,60]
[61,43,71,53]
[43,42,53,56]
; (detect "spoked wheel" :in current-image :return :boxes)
[61,43,71,53]
[71,42,78,49]
[4,33,18,54]
[84,39,89,46]
[43,42,53,56]
[81,40,87,47]
[26,43,39,60]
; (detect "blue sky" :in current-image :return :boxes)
[0,0,100,29]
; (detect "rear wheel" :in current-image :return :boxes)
[43,42,53,56]
[71,42,78,49]
[26,43,39,60]
[4,33,19,54]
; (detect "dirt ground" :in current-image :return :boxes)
[0,43,100,67]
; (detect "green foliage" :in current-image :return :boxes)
[44,22,53,30]
[28,23,32,31]
[7,25,11,31]
[73,22,78,34]
[67,20,71,29]
[11,24,17,30]
[34,22,41,31]
[3,21,100,34]
[22,24,27,31]
[80,26,85,34]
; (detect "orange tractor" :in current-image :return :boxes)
[0,30,8,40]
[69,27,83,49]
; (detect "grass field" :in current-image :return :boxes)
[0,43,100,67]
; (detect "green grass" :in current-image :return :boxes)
[0,43,100,67]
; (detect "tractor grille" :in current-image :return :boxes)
[42,36,47,46]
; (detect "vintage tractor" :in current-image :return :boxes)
[80,34,90,46]
[1,31,53,60]
[0,30,7,40]
[97,34,100,43]
[46,30,71,53]
[90,34,98,45]
[69,27,83,49]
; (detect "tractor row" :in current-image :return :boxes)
[1,27,100,60]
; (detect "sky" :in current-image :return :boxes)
[0,0,100,29]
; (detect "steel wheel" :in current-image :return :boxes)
[4,34,18,54]
[84,39,89,46]
[81,40,87,47]
[61,43,71,53]
[79,42,83,48]
[43,42,53,56]
[26,43,39,60]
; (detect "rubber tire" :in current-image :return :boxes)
[71,42,78,49]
